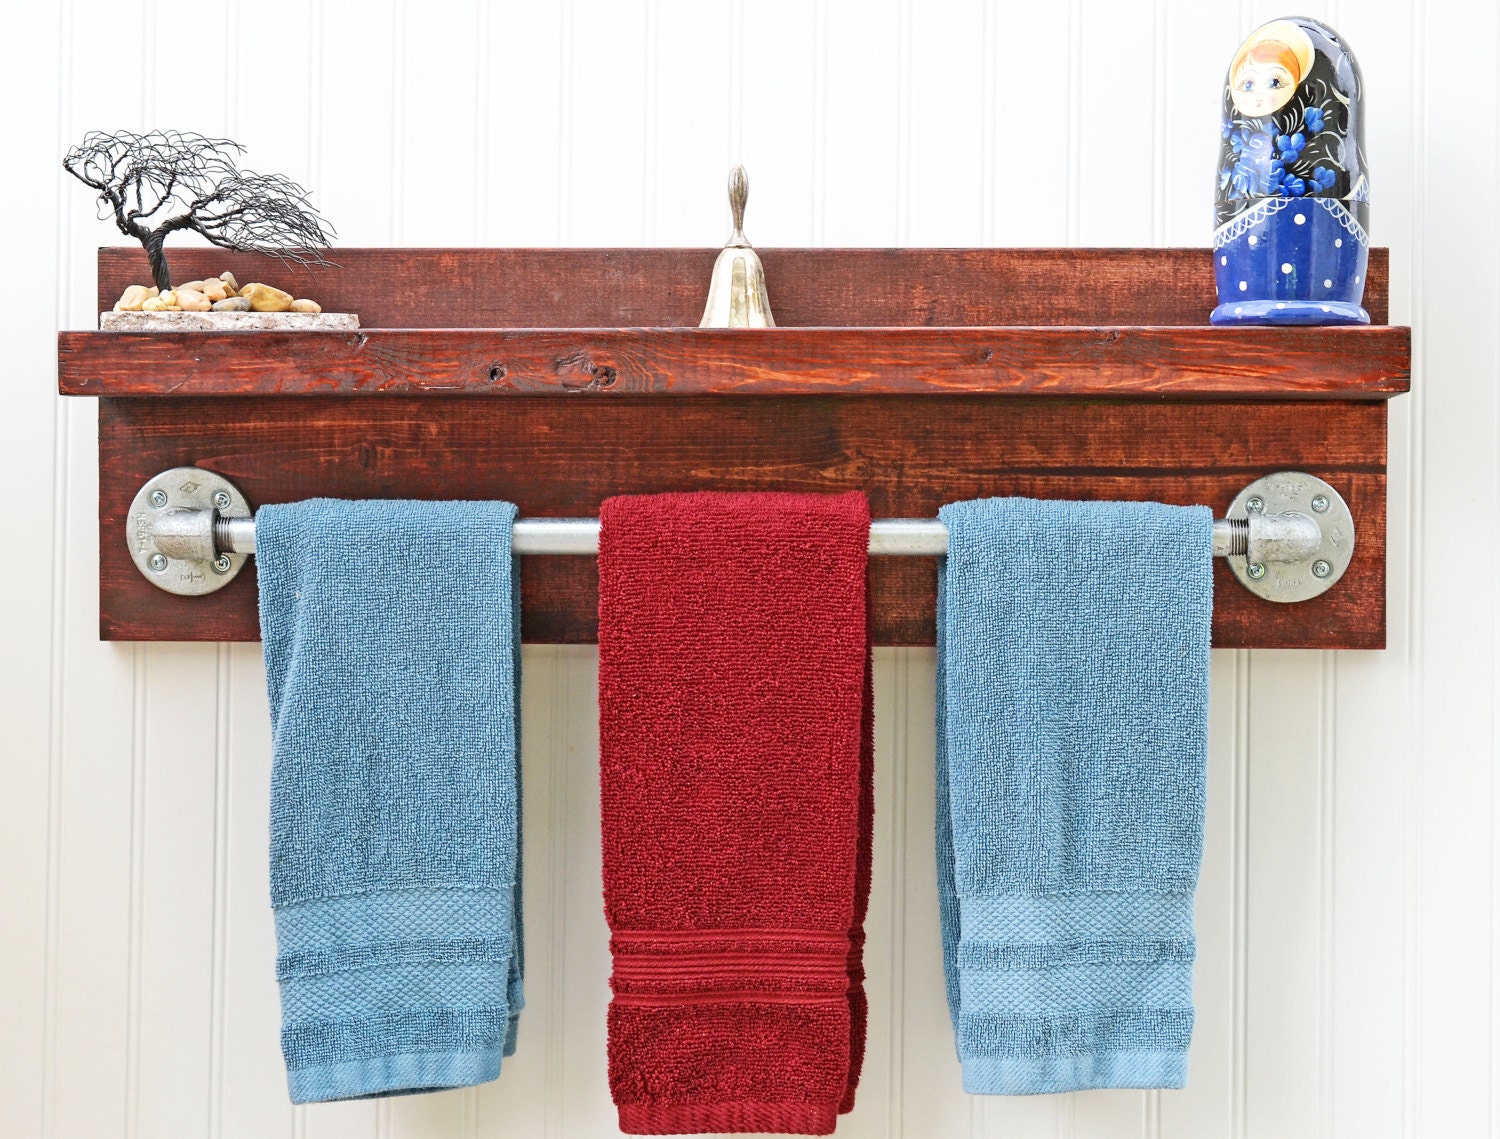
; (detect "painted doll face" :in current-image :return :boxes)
[1228,22,1315,119]
[1232,56,1298,117]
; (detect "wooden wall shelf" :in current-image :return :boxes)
[60,247,1409,649]
[59,325,1408,400]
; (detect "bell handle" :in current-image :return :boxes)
[728,164,749,246]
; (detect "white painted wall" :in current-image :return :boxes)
[0,0,1484,1135]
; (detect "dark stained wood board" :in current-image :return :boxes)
[97,395,1389,649]
[92,246,1390,328]
[58,325,1410,400]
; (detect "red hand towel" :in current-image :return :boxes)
[599,491,873,1136]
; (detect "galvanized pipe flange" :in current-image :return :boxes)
[1225,472,1355,603]
[126,467,252,596]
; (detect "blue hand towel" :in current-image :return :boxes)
[257,499,523,1104]
[935,497,1212,1095]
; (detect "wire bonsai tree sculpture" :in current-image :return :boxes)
[63,129,335,292]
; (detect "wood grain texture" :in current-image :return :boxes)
[96,396,1388,649]
[59,325,1411,399]
[91,246,1391,328]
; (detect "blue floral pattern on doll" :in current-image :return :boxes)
[1220,89,1348,206]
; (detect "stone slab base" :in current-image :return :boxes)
[100,311,360,331]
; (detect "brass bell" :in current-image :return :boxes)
[699,165,775,328]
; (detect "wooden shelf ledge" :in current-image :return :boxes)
[58,325,1410,400]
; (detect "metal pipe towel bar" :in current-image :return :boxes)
[214,514,1260,558]
[127,468,1357,604]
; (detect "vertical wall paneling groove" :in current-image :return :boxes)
[560,0,575,244]
[473,0,491,243]
[218,646,290,1139]
[905,0,983,247]
[561,648,615,1135]
[317,0,397,246]
[979,1,997,245]
[822,1,900,245]
[307,3,323,206]
[1065,0,1082,245]
[727,0,743,170]
[1318,652,1337,1139]
[811,0,828,246]
[545,648,570,1138]
[653,2,732,246]
[739,0,817,245]
[863,652,894,1138]
[1232,653,1250,1139]
[123,647,145,1139]
[887,653,910,1137]
[1246,643,1325,1139]
[991,1,1069,246]
[389,0,406,249]
[1149,0,1166,250]
[895,0,910,247]
[139,644,219,1136]
[7,2,1494,1136]
[644,0,661,243]
[1076,0,1153,246]
[1493,10,1500,1129]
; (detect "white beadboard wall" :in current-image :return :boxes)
[0,0,1488,1136]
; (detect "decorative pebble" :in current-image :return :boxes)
[114,284,158,311]
[115,275,335,321]
[238,282,294,312]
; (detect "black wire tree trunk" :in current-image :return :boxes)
[63,130,335,292]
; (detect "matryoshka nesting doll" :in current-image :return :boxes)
[1213,18,1368,324]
